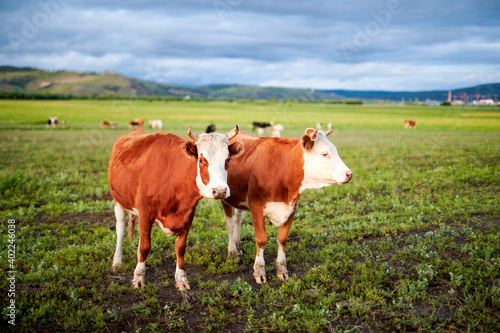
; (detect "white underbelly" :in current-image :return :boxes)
[263,201,296,227]
[155,219,176,236]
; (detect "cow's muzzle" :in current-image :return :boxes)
[212,186,229,199]
[342,170,353,184]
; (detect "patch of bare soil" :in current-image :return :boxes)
[39,75,96,87]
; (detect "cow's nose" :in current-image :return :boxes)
[212,187,228,199]
[346,171,353,179]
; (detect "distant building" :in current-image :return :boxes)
[478,99,495,106]
[452,100,465,105]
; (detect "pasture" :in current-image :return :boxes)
[0,99,499,332]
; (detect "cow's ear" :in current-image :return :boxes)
[300,134,315,150]
[182,141,198,159]
[229,141,244,158]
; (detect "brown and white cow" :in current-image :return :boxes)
[404,120,416,128]
[222,128,352,283]
[102,120,118,128]
[108,126,241,290]
[128,118,144,128]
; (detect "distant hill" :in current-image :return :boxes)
[1,66,499,102]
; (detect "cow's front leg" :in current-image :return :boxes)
[276,202,297,281]
[174,228,191,291]
[251,207,268,283]
[132,216,153,288]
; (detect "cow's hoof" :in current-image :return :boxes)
[227,246,243,258]
[253,274,267,284]
[176,282,191,291]
[277,272,288,281]
[132,280,144,288]
[111,264,122,273]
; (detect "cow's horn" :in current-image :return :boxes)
[310,129,318,139]
[226,125,239,141]
[188,127,199,141]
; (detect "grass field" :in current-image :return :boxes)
[0,100,499,332]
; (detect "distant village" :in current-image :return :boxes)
[420,90,499,106]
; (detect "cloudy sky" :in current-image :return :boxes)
[1,0,499,91]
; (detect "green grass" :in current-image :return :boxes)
[0,100,499,332]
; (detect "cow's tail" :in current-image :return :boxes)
[128,213,136,242]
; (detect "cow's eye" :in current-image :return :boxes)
[225,158,230,164]
[321,152,329,157]
[199,158,204,164]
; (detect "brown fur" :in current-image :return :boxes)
[109,128,241,288]
[127,213,136,242]
[222,129,324,281]
[404,120,416,128]
[223,131,306,210]
[109,129,200,238]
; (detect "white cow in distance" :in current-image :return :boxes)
[148,120,163,129]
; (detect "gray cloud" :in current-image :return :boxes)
[0,0,499,91]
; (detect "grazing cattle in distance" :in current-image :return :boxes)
[252,122,272,136]
[102,120,117,128]
[128,118,144,128]
[206,123,216,133]
[108,126,242,290]
[316,122,323,130]
[271,124,285,137]
[404,120,416,129]
[46,116,58,128]
[222,129,352,283]
[327,122,333,130]
[148,120,163,130]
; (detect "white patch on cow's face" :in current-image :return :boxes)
[195,133,231,199]
[155,220,176,236]
[300,131,351,193]
[263,201,295,227]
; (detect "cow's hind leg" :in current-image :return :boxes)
[223,204,236,257]
[112,203,127,270]
[132,215,153,288]
[223,203,243,257]
[233,209,244,254]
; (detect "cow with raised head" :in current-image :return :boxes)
[108,126,242,290]
[222,128,352,283]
